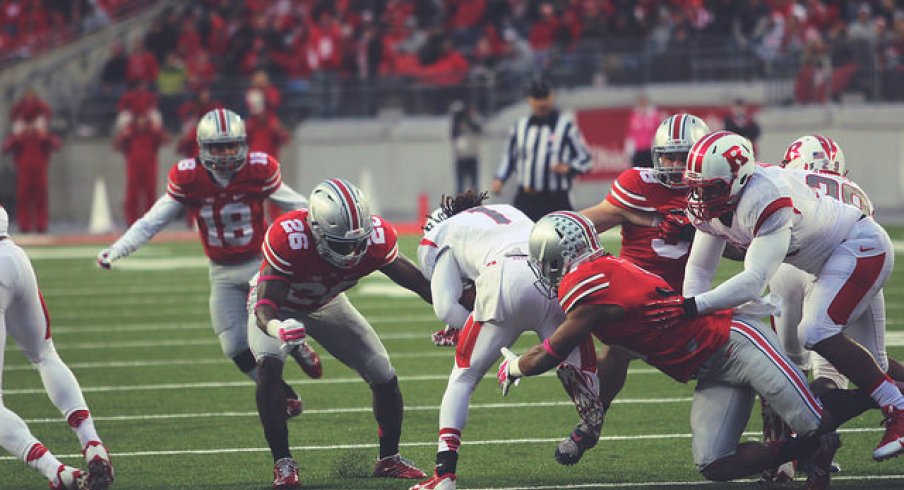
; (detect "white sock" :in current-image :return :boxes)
[870,377,904,410]
[67,410,100,448]
[36,351,88,417]
[26,445,63,481]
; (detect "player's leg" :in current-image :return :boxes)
[7,267,113,490]
[246,305,299,489]
[304,294,425,479]
[595,345,632,412]
[799,221,904,460]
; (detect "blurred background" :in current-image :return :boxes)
[2,0,904,235]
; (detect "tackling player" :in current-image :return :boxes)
[580,113,707,417]
[0,206,114,490]
[250,179,432,489]
[96,108,317,417]
[410,192,602,490]
[499,212,870,488]
[648,130,904,462]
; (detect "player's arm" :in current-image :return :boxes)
[97,194,184,268]
[253,264,291,334]
[267,182,309,213]
[580,199,652,232]
[682,229,726,297]
[428,249,469,330]
[382,253,432,304]
[509,303,623,377]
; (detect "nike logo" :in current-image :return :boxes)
[860,246,875,253]
[233,193,246,201]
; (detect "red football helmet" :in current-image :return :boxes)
[684,131,755,221]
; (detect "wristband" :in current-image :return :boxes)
[266,319,283,338]
[683,297,698,317]
[254,299,278,312]
[542,338,564,361]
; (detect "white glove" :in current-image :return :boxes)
[97,248,118,269]
[267,318,307,347]
[497,347,522,396]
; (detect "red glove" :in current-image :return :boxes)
[432,326,459,347]
[658,212,694,245]
[642,295,697,329]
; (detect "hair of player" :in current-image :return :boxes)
[422,190,490,231]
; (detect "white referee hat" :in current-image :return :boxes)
[0,205,8,238]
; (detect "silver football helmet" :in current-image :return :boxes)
[652,113,711,187]
[308,179,374,269]
[528,211,604,295]
[196,108,248,174]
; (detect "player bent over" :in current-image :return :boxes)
[410,193,602,490]
[0,207,113,490]
[250,179,432,489]
[97,108,317,418]
[499,212,872,489]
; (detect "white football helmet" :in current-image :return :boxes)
[652,113,711,187]
[528,211,604,295]
[781,134,846,176]
[196,108,248,174]
[684,131,755,221]
[308,179,374,269]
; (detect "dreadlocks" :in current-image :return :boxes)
[422,190,490,232]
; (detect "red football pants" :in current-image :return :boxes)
[16,164,48,233]
[125,161,157,225]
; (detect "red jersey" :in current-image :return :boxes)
[558,254,731,382]
[261,209,399,311]
[605,167,690,290]
[166,151,282,264]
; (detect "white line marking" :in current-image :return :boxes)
[463,474,904,490]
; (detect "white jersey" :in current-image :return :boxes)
[418,204,533,281]
[691,165,863,275]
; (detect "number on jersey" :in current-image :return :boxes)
[466,206,511,224]
[280,219,309,250]
[199,202,254,247]
[804,173,872,215]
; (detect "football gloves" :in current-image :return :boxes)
[267,318,307,347]
[657,211,695,245]
[497,347,522,396]
[642,290,698,329]
[431,325,459,347]
[96,248,119,269]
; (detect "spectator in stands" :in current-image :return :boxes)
[624,95,661,167]
[723,98,761,154]
[99,41,128,94]
[245,91,289,159]
[2,90,60,233]
[449,100,483,194]
[246,70,282,115]
[178,87,222,130]
[157,52,186,130]
[113,112,168,225]
[185,51,215,93]
[126,38,159,85]
[115,81,161,134]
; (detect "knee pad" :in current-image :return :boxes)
[361,354,395,386]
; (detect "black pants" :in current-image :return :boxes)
[513,188,573,222]
[455,157,478,193]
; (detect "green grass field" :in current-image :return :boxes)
[4,231,904,489]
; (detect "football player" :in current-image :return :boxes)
[250,179,432,489]
[410,192,602,490]
[580,113,707,417]
[498,212,872,487]
[97,108,318,418]
[647,130,904,462]
[0,206,114,490]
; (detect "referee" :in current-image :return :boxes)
[491,78,591,221]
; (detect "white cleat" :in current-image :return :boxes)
[83,441,114,490]
[49,465,88,490]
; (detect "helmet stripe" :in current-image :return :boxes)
[672,114,686,141]
[217,109,228,135]
[689,130,728,174]
[327,178,360,231]
[815,134,834,161]
[555,211,600,250]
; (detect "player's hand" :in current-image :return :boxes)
[459,282,476,310]
[497,347,522,396]
[96,249,115,269]
[642,296,698,329]
[278,319,307,347]
[432,325,459,347]
[657,212,694,245]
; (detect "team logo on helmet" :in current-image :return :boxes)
[684,131,755,221]
[782,134,846,176]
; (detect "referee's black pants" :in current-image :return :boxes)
[513,188,573,222]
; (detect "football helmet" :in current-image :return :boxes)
[651,113,711,187]
[781,134,846,176]
[684,131,755,221]
[196,108,248,174]
[0,205,8,238]
[528,211,604,294]
[308,179,374,269]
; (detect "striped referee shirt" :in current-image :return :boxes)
[496,110,591,192]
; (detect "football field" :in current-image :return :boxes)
[4,232,904,489]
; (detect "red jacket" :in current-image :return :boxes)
[246,114,289,157]
[2,131,60,168]
[10,97,52,123]
[115,125,168,167]
[118,88,159,115]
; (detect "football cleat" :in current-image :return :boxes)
[801,432,841,490]
[555,421,600,466]
[373,454,427,479]
[556,363,605,432]
[286,398,303,419]
[49,465,87,490]
[273,457,300,489]
[409,470,456,490]
[290,343,323,379]
[759,461,795,483]
[759,397,795,482]
[874,405,904,461]
[83,441,114,490]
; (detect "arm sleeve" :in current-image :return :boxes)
[565,118,591,172]
[682,230,727,297]
[267,183,309,212]
[495,124,518,181]
[107,194,184,260]
[693,223,791,313]
[430,250,470,330]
